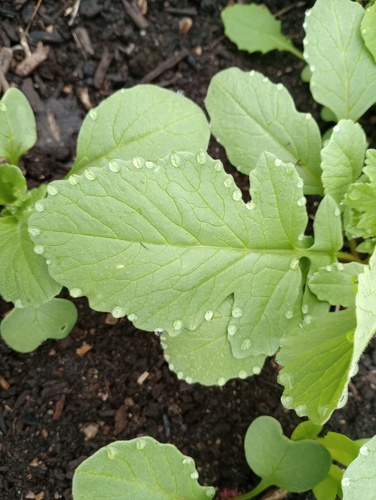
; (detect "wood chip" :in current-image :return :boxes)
[73,27,94,58]
[137,371,149,385]
[80,422,99,440]
[0,375,10,391]
[0,47,13,92]
[94,51,113,89]
[121,0,149,30]
[76,343,93,357]
[21,78,45,113]
[179,17,193,34]
[140,48,189,83]
[16,42,50,77]
[137,0,148,15]
[52,394,66,421]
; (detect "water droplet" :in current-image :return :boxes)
[136,438,146,450]
[232,189,242,201]
[216,137,221,143]
[279,372,294,389]
[334,207,341,216]
[285,310,293,319]
[145,161,155,169]
[360,445,369,456]
[262,77,269,83]
[186,377,193,384]
[227,325,237,336]
[348,189,361,201]
[281,395,293,408]
[361,28,368,36]
[89,109,98,120]
[336,263,344,271]
[0,102,7,112]
[177,371,184,379]
[206,488,216,498]
[241,339,252,351]
[326,265,333,272]
[297,196,307,207]
[205,310,214,321]
[305,113,312,120]
[164,354,170,362]
[290,258,299,270]
[183,457,193,465]
[70,288,82,298]
[84,169,96,180]
[196,150,207,164]
[274,158,282,167]
[253,366,261,375]
[305,9,311,16]
[160,342,167,349]
[318,405,330,418]
[107,445,118,459]
[232,307,243,318]
[276,83,283,91]
[69,175,78,185]
[302,304,309,314]
[169,363,175,371]
[34,202,45,212]
[349,364,359,377]
[33,245,45,255]
[298,233,305,241]
[238,370,248,379]
[333,125,341,133]
[303,39,308,46]
[28,226,41,236]
[46,259,51,265]
[154,327,163,334]
[214,160,223,171]
[310,65,315,72]
[304,314,312,324]
[128,313,138,322]
[173,319,183,331]
[223,176,232,188]
[286,165,295,175]
[108,160,120,172]
[217,377,226,386]
[133,157,143,169]
[47,184,59,196]
[190,471,199,480]
[249,70,255,77]
[296,179,304,189]
[295,404,307,417]
[14,299,23,308]
[112,306,126,318]
[116,264,124,269]
[341,477,351,487]
[303,22,308,30]
[245,201,255,211]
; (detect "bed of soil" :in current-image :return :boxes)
[1,1,376,499]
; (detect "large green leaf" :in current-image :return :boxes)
[304,0,376,121]
[72,438,215,500]
[342,435,376,499]
[29,152,344,370]
[71,85,210,175]
[321,120,367,204]
[0,298,77,353]
[0,164,27,205]
[361,3,376,63]
[0,88,37,165]
[205,68,323,194]
[221,4,303,59]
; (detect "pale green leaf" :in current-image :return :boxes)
[221,4,303,59]
[277,308,356,424]
[304,0,376,121]
[0,88,37,165]
[309,262,364,307]
[160,296,265,386]
[342,435,376,499]
[71,86,210,175]
[321,120,367,204]
[0,164,27,205]
[291,421,323,441]
[0,298,77,353]
[205,67,323,194]
[316,432,362,467]
[72,437,215,500]
[313,464,343,500]
[361,3,376,63]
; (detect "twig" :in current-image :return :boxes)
[140,48,189,83]
[24,0,43,35]
[121,0,149,30]
[274,1,307,18]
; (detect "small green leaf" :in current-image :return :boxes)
[244,416,331,493]
[321,120,367,205]
[206,67,323,194]
[0,164,27,205]
[277,308,356,424]
[71,85,210,175]
[221,4,303,59]
[313,464,343,500]
[160,296,265,386]
[0,298,77,352]
[309,262,364,307]
[316,432,362,467]
[342,435,376,499]
[291,421,323,441]
[0,88,37,165]
[361,3,376,63]
[72,437,215,500]
[304,0,376,121]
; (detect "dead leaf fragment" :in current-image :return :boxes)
[80,422,99,440]
[0,375,10,390]
[76,343,93,357]
[53,394,66,420]
[16,42,50,77]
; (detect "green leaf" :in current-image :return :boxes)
[0,298,77,353]
[221,4,303,59]
[361,3,376,63]
[205,67,323,194]
[71,86,210,176]
[160,296,266,386]
[0,164,27,205]
[321,120,367,205]
[277,308,356,424]
[313,464,343,500]
[72,437,215,500]
[244,416,331,493]
[291,421,323,441]
[304,0,376,121]
[316,432,362,467]
[309,262,364,307]
[342,435,376,499]
[0,88,37,165]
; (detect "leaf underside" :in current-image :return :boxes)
[342,435,376,499]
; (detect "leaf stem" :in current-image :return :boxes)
[335,251,365,264]
[234,479,271,499]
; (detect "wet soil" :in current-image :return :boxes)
[1,1,376,499]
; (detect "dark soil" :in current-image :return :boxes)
[1,1,376,499]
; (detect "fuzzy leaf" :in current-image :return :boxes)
[304,0,376,121]
[71,86,210,176]
[0,299,77,353]
[342,435,376,499]
[221,4,302,58]
[321,120,367,204]
[0,164,27,205]
[277,308,356,425]
[361,3,376,63]
[0,88,37,165]
[72,438,215,500]
[206,67,323,194]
